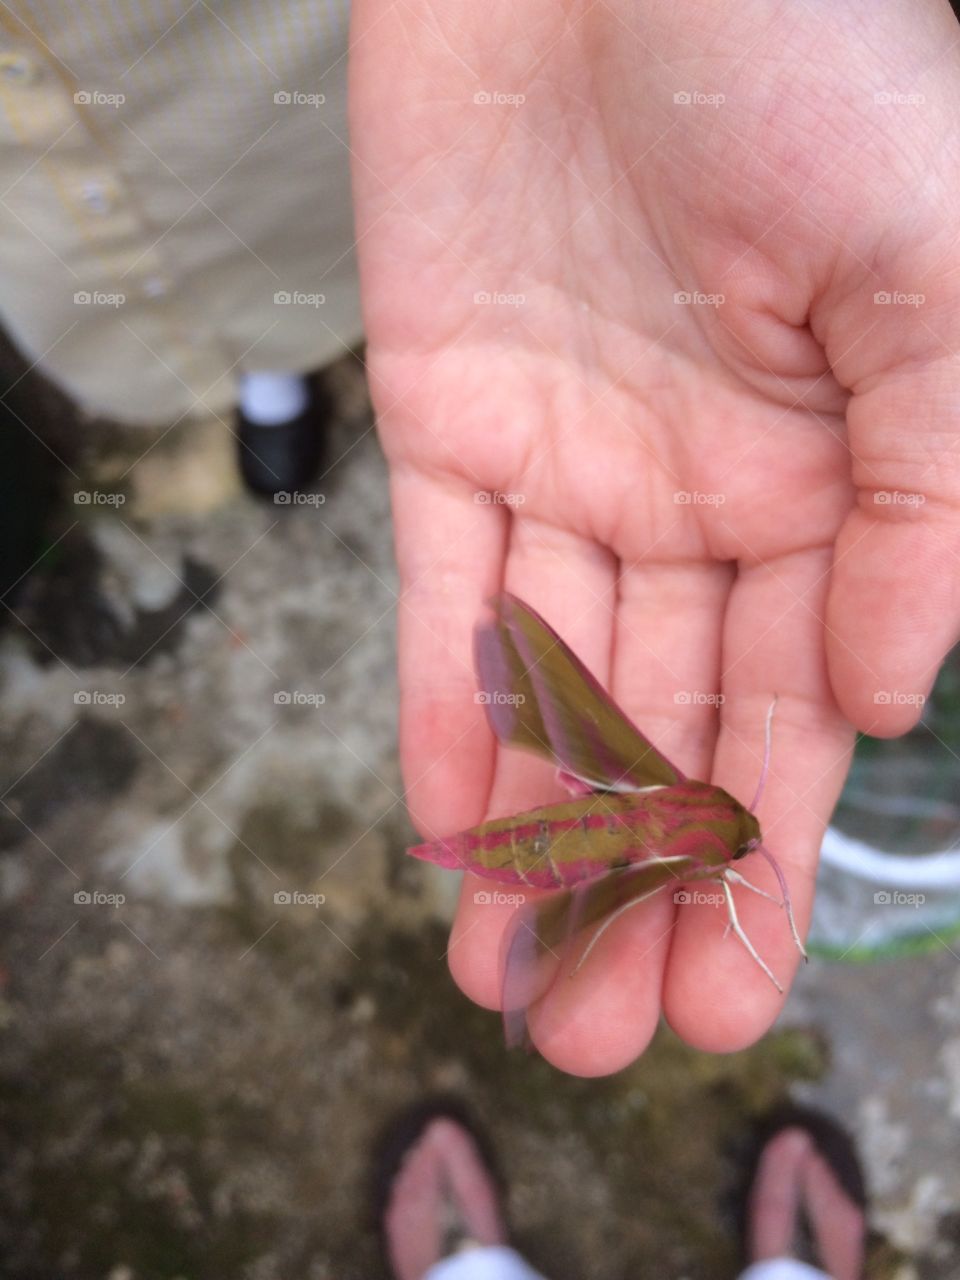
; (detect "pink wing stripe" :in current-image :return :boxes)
[407,837,613,890]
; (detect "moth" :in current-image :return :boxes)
[408,594,805,1046]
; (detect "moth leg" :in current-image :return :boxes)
[570,884,668,977]
[725,868,807,961]
[556,768,593,797]
[721,877,783,994]
[724,868,782,907]
[514,862,536,889]
[785,904,808,962]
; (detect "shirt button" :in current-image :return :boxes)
[80,180,113,214]
[0,54,38,84]
[142,275,171,298]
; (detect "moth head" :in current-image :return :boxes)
[733,810,762,860]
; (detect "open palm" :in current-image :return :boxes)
[350,0,960,1075]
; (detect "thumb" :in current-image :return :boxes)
[826,355,960,735]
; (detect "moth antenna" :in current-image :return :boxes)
[748,694,778,813]
[756,844,808,961]
[721,877,783,994]
[570,884,667,976]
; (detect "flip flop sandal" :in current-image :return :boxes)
[370,1096,507,1280]
[730,1103,867,1272]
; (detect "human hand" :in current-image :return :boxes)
[350,0,960,1074]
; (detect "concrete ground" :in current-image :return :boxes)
[0,351,957,1279]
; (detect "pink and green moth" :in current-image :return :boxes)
[408,594,805,1046]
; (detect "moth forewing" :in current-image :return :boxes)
[475,593,685,792]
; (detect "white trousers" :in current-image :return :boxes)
[425,1246,831,1280]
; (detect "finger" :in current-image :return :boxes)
[827,363,960,731]
[611,560,733,776]
[448,516,617,1012]
[528,559,732,1075]
[393,467,507,838]
[527,884,679,1077]
[664,548,854,1052]
[829,504,960,733]
[824,295,960,733]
